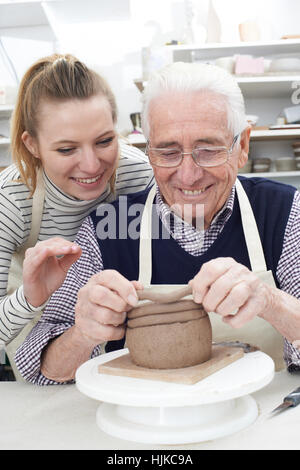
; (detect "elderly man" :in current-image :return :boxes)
[16,62,300,384]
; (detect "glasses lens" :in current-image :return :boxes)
[149,148,182,167]
[193,148,228,167]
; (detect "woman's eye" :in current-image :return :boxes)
[96,137,114,146]
[57,147,75,155]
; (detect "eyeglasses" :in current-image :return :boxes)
[146,134,240,168]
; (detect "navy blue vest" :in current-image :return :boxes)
[90,176,296,352]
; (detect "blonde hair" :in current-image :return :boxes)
[10,53,118,195]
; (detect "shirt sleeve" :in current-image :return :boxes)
[276,190,300,370]
[15,215,103,385]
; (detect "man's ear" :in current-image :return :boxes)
[21,131,40,160]
[238,126,251,169]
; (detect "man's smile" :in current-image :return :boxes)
[178,184,213,199]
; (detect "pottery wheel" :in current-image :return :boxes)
[75,348,274,445]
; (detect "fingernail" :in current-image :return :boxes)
[127,294,138,306]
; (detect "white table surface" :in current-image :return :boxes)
[0,370,300,450]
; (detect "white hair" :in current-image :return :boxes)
[141,62,248,140]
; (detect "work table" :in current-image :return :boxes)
[0,369,299,450]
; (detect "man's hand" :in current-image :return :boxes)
[189,257,273,328]
[74,270,143,347]
[23,237,82,307]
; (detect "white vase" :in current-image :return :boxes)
[206,0,221,43]
[184,0,207,44]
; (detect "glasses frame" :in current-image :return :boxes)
[146,134,240,168]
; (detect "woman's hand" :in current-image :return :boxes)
[22,237,82,307]
[74,270,143,347]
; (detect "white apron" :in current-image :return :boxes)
[5,168,45,381]
[138,179,284,371]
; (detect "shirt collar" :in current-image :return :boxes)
[155,183,236,232]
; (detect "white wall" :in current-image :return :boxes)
[0,0,300,135]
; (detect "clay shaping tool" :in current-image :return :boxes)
[271,386,300,415]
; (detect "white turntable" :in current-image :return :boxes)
[75,348,274,445]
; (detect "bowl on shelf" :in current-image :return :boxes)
[294,156,300,170]
[292,142,300,156]
[294,150,300,159]
[269,58,300,72]
[252,158,271,173]
[275,158,296,172]
[214,56,235,74]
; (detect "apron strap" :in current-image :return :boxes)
[235,178,268,273]
[23,167,45,250]
[138,185,156,286]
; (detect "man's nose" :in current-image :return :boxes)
[177,153,204,185]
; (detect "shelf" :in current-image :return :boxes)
[0,138,10,146]
[0,104,14,118]
[250,128,300,141]
[241,170,300,178]
[128,129,300,147]
[170,39,300,61]
[134,74,300,99]
[240,170,300,189]
[135,39,300,97]
[237,75,300,98]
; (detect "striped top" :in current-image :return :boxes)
[0,141,154,343]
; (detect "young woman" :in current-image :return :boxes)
[0,54,153,378]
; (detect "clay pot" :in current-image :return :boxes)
[126,298,212,369]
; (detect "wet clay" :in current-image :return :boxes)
[126,287,212,369]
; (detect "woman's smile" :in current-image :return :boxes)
[71,172,104,187]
